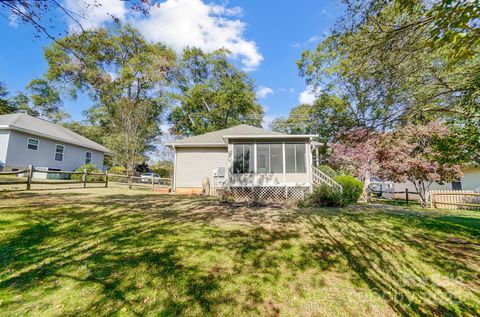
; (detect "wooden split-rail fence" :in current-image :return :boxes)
[0,165,172,191]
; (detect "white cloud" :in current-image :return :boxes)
[63,0,262,71]
[65,0,127,31]
[308,35,320,43]
[298,86,317,104]
[256,86,273,99]
[130,0,263,71]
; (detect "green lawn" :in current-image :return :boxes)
[0,188,479,316]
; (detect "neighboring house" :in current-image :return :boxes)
[379,166,480,200]
[0,113,110,176]
[166,124,320,196]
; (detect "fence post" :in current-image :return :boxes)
[430,192,435,209]
[26,165,33,190]
[128,174,132,189]
[83,169,87,188]
[151,174,154,191]
[405,188,409,205]
[105,171,109,188]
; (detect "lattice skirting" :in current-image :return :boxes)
[229,186,311,203]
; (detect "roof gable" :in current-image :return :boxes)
[168,124,316,147]
[0,113,110,153]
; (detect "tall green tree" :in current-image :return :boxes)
[0,82,15,115]
[169,48,263,136]
[298,0,479,161]
[45,25,176,173]
[26,79,69,122]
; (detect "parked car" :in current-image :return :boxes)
[140,173,161,184]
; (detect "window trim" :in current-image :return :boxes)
[85,151,92,164]
[27,137,39,151]
[55,144,65,162]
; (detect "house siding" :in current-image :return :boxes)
[4,130,104,171]
[0,130,9,167]
[390,167,480,200]
[175,147,228,189]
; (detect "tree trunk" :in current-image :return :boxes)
[360,173,371,202]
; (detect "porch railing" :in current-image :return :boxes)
[311,165,343,192]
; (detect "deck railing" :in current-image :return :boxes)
[311,165,343,192]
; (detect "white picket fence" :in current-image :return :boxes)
[430,190,480,210]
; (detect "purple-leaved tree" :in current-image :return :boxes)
[329,128,379,201]
[376,122,462,207]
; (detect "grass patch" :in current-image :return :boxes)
[0,188,479,316]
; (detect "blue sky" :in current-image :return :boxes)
[0,0,342,125]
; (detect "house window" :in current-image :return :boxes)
[27,138,39,150]
[233,144,254,174]
[55,144,65,161]
[285,143,306,173]
[256,144,283,173]
[85,152,92,164]
[452,180,462,190]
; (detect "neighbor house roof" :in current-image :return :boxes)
[0,113,111,153]
[166,124,317,147]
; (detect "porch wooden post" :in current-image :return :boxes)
[83,169,87,188]
[26,165,33,190]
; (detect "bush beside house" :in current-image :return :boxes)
[302,174,364,207]
[72,164,103,182]
[334,175,364,204]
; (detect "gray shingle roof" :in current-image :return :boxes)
[0,113,110,153]
[168,124,291,146]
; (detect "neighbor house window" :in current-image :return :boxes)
[256,144,283,173]
[233,144,254,174]
[285,143,306,173]
[27,138,39,150]
[85,152,92,164]
[452,180,462,190]
[55,144,65,161]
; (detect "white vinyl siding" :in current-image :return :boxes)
[3,130,104,171]
[175,147,228,188]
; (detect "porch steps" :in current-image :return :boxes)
[311,165,343,192]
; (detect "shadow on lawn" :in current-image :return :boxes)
[0,192,310,316]
[0,191,479,316]
[304,206,480,317]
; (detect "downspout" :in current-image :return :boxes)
[172,145,177,192]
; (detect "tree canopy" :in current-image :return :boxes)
[168,48,264,136]
[45,24,176,172]
[298,0,479,162]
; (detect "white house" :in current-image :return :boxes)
[0,113,110,175]
[386,166,480,199]
[166,124,325,199]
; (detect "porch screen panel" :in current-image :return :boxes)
[285,144,296,173]
[286,143,306,173]
[270,144,283,173]
[257,144,269,173]
[234,144,254,174]
[295,144,306,173]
